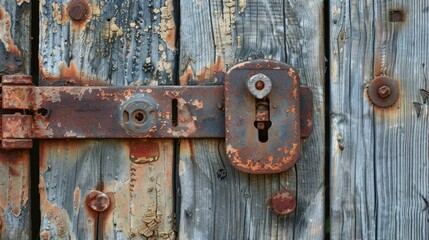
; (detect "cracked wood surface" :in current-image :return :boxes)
[0,0,31,239]
[178,0,325,239]
[39,0,176,238]
[330,0,429,239]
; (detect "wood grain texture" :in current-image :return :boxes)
[0,0,31,239]
[178,0,325,239]
[39,0,177,238]
[330,0,429,239]
[39,140,174,239]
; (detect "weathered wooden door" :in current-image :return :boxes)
[0,0,428,239]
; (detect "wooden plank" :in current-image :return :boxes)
[178,0,325,239]
[0,0,32,238]
[39,0,177,238]
[330,0,429,238]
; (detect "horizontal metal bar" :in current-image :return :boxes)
[2,86,225,139]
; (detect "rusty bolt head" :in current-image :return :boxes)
[367,76,399,108]
[85,190,110,212]
[271,190,296,215]
[68,1,89,21]
[377,86,391,98]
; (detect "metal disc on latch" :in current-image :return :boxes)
[120,96,158,135]
[247,73,272,99]
[225,59,302,174]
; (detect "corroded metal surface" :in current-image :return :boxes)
[225,59,302,174]
[1,85,225,140]
[367,76,399,108]
[271,190,296,215]
[1,65,312,155]
[85,190,110,212]
[300,86,313,139]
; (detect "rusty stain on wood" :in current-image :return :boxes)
[73,187,81,214]
[179,57,225,85]
[159,0,176,50]
[40,58,111,86]
[0,6,21,57]
[129,140,160,164]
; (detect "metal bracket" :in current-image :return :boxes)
[1,60,312,174]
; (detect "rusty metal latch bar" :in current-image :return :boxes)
[0,60,313,174]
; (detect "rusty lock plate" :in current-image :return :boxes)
[225,60,309,174]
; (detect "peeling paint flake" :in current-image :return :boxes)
[159,0,176,50]
[102,17,123,42]
[16,0,30,6]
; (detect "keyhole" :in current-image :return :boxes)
[254,99,272,142]
[132,110,146,125]
[135,112,144,122]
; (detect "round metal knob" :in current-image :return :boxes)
[247,73,272,99]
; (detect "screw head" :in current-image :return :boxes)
[367,76,399,108]
[271,190,296,215]
[68,1,88,21]
[85,190,110,212]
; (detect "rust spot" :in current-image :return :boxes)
[40,230,51,240]
[196,57,225,82]
[0,214,4,234]
[180,57,225,85]
[129,141,160,164]
[85,190,110,212]
[73,187,81,214]
[271,190,296,215]
[40,58,111,86]
[159,0,176,50]
[179,65,194,86]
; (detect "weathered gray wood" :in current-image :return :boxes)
[39,0,177,238]
[0,0,31,239]
[39,140,175,239]
[330,0,429,239]
[178,0,325,239]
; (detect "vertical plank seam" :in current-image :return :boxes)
[324,0,331,238]
[30,0,41,238]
